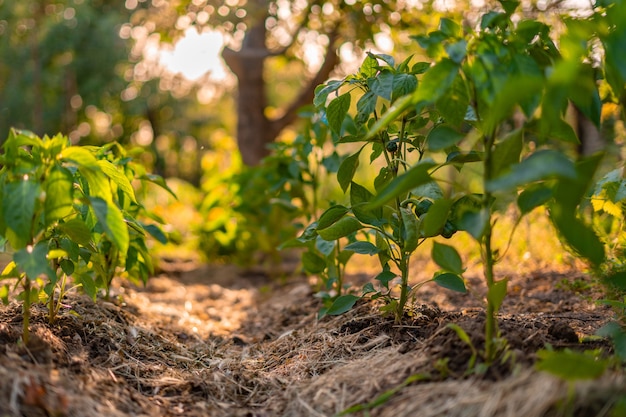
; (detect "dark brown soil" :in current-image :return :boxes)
[0,260,624,417]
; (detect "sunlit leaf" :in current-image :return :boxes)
[58,218,93,246]
[97,160,137,203]
[3,179,40,250]
[45,166,74,225]
[487,278,508,312]
[89,197,129,254]
[420,198,453,237]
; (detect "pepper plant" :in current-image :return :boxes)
[0,129,170,344]
[297,0,612,364]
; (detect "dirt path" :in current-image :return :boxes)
[0,262,624,416]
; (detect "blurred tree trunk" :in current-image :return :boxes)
[222,18,339,166]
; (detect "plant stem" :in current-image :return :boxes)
[396,253,410,323]
[482,132,497,363]
[23,278,31,345]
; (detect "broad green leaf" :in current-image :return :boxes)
[536,350,607,380]
[351,182,382,225]
[434,272,467,293]
[14,243,55,281]
[414,58,459,104]
[436,75,470,127]
[316,236,336,256]
[491,129,523,179]
[344,241,379,255]
[550,210,605,267]
[302,251,327,274]
[89,197,129,254]
[445,151,483,164]
[484,76,543,134]
[75,272,97,300]
[314,80,343,108]
[317,216,362,241]
[391,73,418,102]
[517,184,553,215]
[97,160,137,204]
[317,205,350,230]
[359,54,379,78]
[58,218,93,246]
[487,278,508,312]
[79,167,112,202]
[370,70,394,100]
[327,93,351,134]
[356,91,377,124]
[337,151,361,193]
[486,150,576,192]
[455,207,490,240]
[326,294,360,316]
[440,17,461,37]
[432,242,463,274]
[45,165,74,225]
[426,125,464,151]
[420,198,453,237]
[60,259,75,276]
[368,160,436,208]
[445,39,467,64]
[61,146,100,170]
[3,179,40,249]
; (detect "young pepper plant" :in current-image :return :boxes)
[364,1,606,363]
[0,129,170,344]
[295,52,468,323]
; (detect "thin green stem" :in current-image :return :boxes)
[482,131,498,363]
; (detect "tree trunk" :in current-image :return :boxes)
[222,19,340,166]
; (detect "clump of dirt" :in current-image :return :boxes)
[0,263,624,417]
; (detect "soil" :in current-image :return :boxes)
[1,258,625,417]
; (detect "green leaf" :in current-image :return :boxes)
[391,73,418,102]
[427,125,464,151]
[420,198,453,237]
[491,129,523,179]
[553,153,603,213]
[3,179,40,249]
[14,243,55,281]
[60,259,75,275]
[432,242,463,274]
[61,147,100,170]
[351,182,382,225]
[314,80,343,108]
[486,150,576,192]
[302,251,327,274]
[433,272,467,293]
[550,210,605,267]
[45,166,74,225]
[414,59,459,104]
[368,160,436,208]
[455,207,490,240]
[327,93,351,134]
[337,151,361,193]
[344,241,379,255]
[317,216,362,241]
[360,54,379,78]
[140,174,177,199]
[326,294,360,315]
[89,197,129,254]
[58,218,93,246]
[370,70,394,100]
[536,350,607,380]
[317,205,350,230]
[440,17,461,37]
[517,184,553,215]
[143,224,167,244]
[487,278,508,312]
[79,166,113,202]
[97,160,137,204]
